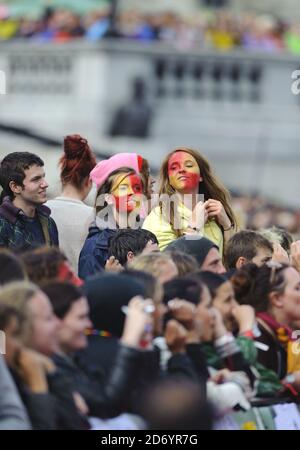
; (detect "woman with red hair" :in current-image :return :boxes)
[47,134,96,273]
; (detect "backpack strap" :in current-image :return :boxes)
[39,214,51,246]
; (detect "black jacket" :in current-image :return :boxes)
[77,336,205,414]
[53,344,146,419]
[255,319,287,380]
[11,368,88,430]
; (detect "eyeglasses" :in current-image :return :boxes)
[265,261,284,286]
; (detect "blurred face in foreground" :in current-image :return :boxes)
[157,260,179,284]
[57,297,92,354]
[213,281,238,331]
[28,291,60,356]
[196,285,214,342]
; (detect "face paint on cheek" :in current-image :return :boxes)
[182,172,200,189]
[169,171,200,190]
[114,195,134,213]
[112,174,142,213]
[128,175,143,195]
[168,152,201,191]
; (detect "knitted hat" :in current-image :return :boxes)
[84,273,145,337]
[164,236,219,267]
[90,153,143,188]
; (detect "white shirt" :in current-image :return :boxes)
[46,197,95,274]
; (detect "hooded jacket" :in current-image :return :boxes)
[78,223,116,280]
[0,197,58,251]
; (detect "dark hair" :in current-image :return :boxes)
[21,246,67,286]
[225,230,273,270]
[0,250,27,285]
[0,152,44,201]
[108,229,158,266]
[139,156,152,199]
[231,263,288,312]
[195,271,227,298]
[60,134,96,189]
[163,276,205,306]
[164,236,218,267]
[42,281,83,319]
[83,273,145,337]
[167,250,198,276]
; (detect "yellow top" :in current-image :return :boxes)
[142,204,224,254]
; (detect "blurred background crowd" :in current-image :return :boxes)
[232,193,300,241]
[1,2,300,53]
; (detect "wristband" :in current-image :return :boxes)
[240,330,255,339]
[281,374,298,397]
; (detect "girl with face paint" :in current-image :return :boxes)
[109,172,143,215]
[78,167,143,280]
[142,147,237,254]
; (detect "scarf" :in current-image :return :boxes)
[257,312,300,373]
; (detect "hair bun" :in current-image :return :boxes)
[63,134,88,159]
[59,134,96,188]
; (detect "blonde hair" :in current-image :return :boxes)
[0,281,40,344]
[260,227,293,255]
[128,253,174,279]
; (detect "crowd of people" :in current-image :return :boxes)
[1,5,300,53]
[1,134,300,430]
[232,193,300,240]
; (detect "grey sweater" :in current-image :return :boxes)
[0,355,31,430]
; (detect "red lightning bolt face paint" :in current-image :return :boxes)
[111,173,142,213]
[168,151,201,192]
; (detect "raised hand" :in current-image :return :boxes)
[121,296,154,349]
[165,319,188,354]
[204,199,231,229]
[105,255,124,273]
[272,242,290,265]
